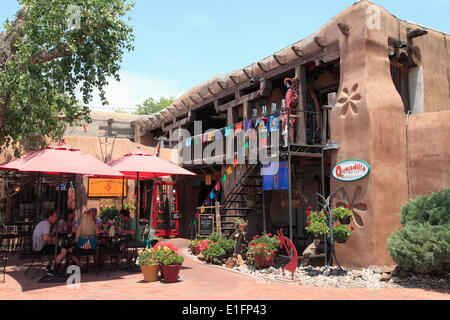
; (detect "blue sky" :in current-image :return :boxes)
[1,0,449,112]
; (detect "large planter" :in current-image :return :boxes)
[254,251,275,269]
[140,264,160,283]
[191,246,200,255]
[160,264,182,283]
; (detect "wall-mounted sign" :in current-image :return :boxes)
[332,160,371,182]
[88,178,127,198]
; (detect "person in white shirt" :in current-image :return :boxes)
[32,211,68,275]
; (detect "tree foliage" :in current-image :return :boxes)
[134,96,174,115]
[0,0,135,156]
[388,189,450,274]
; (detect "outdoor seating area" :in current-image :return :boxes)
[0,142,195,284]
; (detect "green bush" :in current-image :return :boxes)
[99,207,120,224]
[388,189,450,274]
[400,189,450,226]
[202,243,226,265]
[388,223,450,274]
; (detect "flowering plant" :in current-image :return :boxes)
[235,218,248,226]
[249,233,280,252]
[124,194,137,212]
[247,243,274,257]
[201,242,226,264]
[189,239,202,247]
[198,239,211,252]
[333,224,355,243]
[305,208,330,237]
[331,206,354,223]
[153,243,184,266]
[136,248,159,266]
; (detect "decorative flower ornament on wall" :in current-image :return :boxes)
[337,83,362,116]
[334,186,367,228]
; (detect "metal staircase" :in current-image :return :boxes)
[220,163,263,237]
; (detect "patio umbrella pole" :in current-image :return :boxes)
[134,172,140,271]
[53,173,62,274]
[121,176,125,210]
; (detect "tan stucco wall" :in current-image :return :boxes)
[407,111,450,198]
[329,2,409,268]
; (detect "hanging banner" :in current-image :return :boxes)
[262,161,289,191]
[332,160,371,182]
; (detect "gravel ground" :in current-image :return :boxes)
[231,264,450,290]
[188,251,449,290]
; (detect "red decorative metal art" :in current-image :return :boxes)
[277,229,298,280]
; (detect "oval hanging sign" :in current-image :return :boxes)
[332,160,371,182]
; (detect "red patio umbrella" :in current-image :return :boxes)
[107,148,195,246]
[0,142,124,177]
[0,142,124,272]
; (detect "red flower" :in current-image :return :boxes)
[346,205,351,209]
[307,206,313,210]
[305,210,310,214]
[350,226,356,231]
[267,233,272,237]
[307,221,311,225]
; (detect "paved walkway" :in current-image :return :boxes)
[0,239,448,300]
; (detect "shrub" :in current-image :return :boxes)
[202,242,226,265]
[388,223,450,274]
[218,238,235,255]
[388,189,450,274]
[400,189,450,226]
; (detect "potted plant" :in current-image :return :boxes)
[189,239,202,255]
[136,248,160,283]
[333,224,356,243]
[235,218,248,231]
[305,210,330,239]
[247,233,280,269]
[154,243,184,283]
[331,206,354,225]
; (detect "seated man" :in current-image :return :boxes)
[118,209,143,248]
[32,211,68,275]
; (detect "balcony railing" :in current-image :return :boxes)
[179,108,327,165]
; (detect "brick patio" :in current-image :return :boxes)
[0,238,448,300]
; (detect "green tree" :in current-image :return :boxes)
[134,97,175,115]
[0,0,135,156]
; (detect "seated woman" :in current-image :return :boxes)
[57,209,76,235]
[71,211,98,267]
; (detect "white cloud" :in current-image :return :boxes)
[81,72,182,112]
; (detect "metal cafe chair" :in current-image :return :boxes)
[0,234,15,283]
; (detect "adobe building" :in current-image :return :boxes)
[141,1,450,268]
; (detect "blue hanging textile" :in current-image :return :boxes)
[185,138,192,147]
[262,161,289,191]
[209,191,215,200]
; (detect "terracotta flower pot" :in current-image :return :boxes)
[140,264,160,283]
[191,246,200,255]
[160,264,182,283]
[254,251,275,269]
[239,224,247,231]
